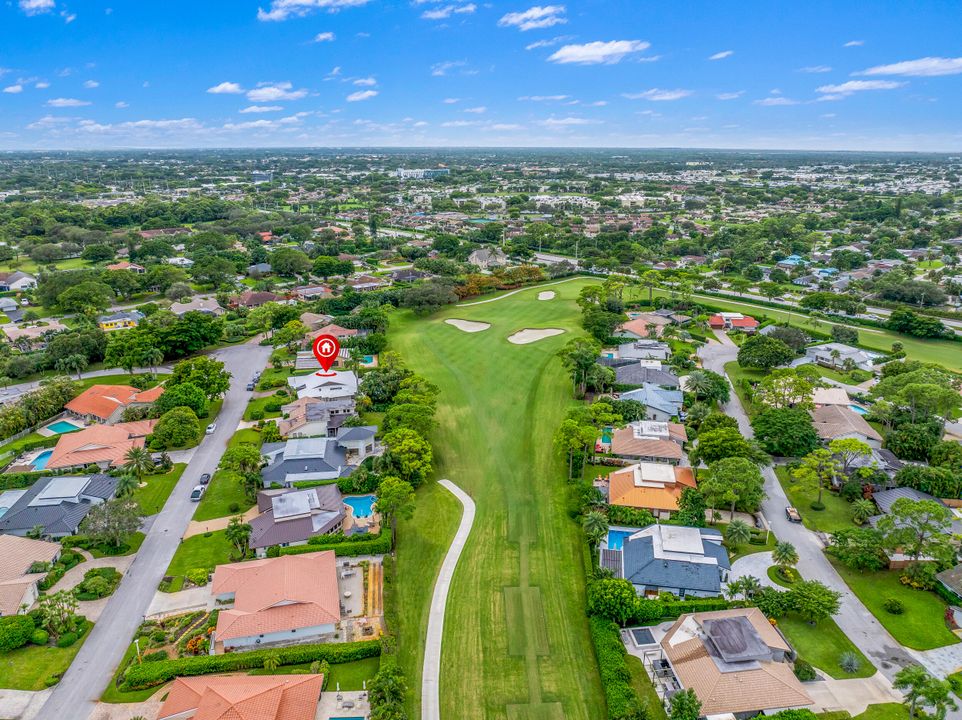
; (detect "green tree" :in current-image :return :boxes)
[582,510,609,547]
[828,438,872,474]
[152,406,203,449]
[878,498,954,565]
[115,473,139,498]
[685,369,730,404]
[558,336,602,397]
[756,369,814,409]
[724,519,752,549]
[829,528,886,571]
[670,688,702,720]
[55,353,88,380]
[220,443,264,475]
[772,541,799,573]
[895,665,934,719]
[851,498,875,525]
[168,356,231,400]
[751,407,819,457]
[382,428,433,487]
[38,590,79,636]
[737,334,795,370]
[791,449,841,507]
[262,650,280,672]
[587,578,637,625]
[690,427,769,467]
[155,381,209,418]
[790,580,841,624]
[225,515,252,559]
[553,419,594,479]
[269,247,312,276]
[80,498,142,550]
[123,445,154,482]
[374,476,416,547]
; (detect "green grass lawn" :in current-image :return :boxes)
[250,656,380,690]
[88,531,145,557]
[193,469,253,521]
[131,463,186,515]
[775,466,856,534]
[851,705,910,720]
[830,558,959,650]
[777,614,874,679]
[163,530,233,590]
[389,277,607,719]
[243,395,283,421]
[800,363,872,385]
[722,361,766,417]
[229,428,263,448]
[626,655,668,720]
[0,626,91,690]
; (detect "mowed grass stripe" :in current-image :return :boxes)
[390,278,605,720]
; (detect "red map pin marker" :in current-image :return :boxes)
[312,334,340,375]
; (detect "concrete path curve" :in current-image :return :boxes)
[421,479,476,720]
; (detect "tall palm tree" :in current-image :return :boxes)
[582,511,609,547]
[684,370,713,399]
[116,473,139,497]
[725,519,752,550]
[123,446,153,482]
[772,541,799,574]
[851,498,875,525]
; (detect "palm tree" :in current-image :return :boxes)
[123,446,154,482]
[143,348,164,374]
[55,354,88,380]
[582,511,609,547]
[116,473,139,497]
[725,519,752,551]
[26,524,44,540]
[262,650,280,672]
[225,515,252,558]
[851,498,875,525]
[684,370,713,400]
[772,541,799,576]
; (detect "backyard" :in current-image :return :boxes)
[389,277,606,719]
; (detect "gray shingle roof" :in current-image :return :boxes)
[0,474,117,536]
[615,364,679,388]
[620,526,729,594]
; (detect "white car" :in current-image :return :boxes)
[206,422,216,435]
[189,485,206,501]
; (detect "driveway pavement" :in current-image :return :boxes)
[728,552,779,590]
[38,339,271,720]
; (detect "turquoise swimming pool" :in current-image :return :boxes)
[32,450,53,471]
[606,529,635,551]
[849,404,869,415]
[344,494,376,518]
[47,420,82,434]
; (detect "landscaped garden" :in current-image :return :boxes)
[775,466,857,534]
[777,614,874,679]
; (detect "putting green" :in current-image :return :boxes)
[391,277,605,720]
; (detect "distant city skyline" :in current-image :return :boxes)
[1,0,961,151]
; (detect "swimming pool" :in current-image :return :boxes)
[363,355,374,364]
[46,420,81,434]
[32,450,53,471]
[606,529,635,551]
[849,404,869,415]
[344,494,376,518]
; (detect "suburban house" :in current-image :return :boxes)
[292,285,333,301]
[287,370,358,402]
[609,421,687,464]
[2,320,69,345]
[708,312,759,332]
[810,404,883,448]
[390,268,431,283]
[600,341,672,364]
[936,564,962,601]
[0,271,36,291]
[277,396,357,438]
[261,429,378,487]
[652,609,812,716]
[97,310,144,331]
[803,343,881,372]
[869,487,962,533]
[811,387,851,407]
[348,274,391,292]
[138,227,189,240]
[614,364,679,389]
[600,524,729,598]
[467,247,508,269]
[232,290,283,308]
[165,256,194,268]
[46,420,157,470]
[306,323,359,343]
[620,383,684,421]
[105,261,145,273]
[65,384,164,424]
[249,485,346,556]
[169,297,224,316]
[0,535,62,615]
[0,474,118,538]
[614,313,672,340]
[605,462,696,518]
[247,262,272,276]
[299,312,334,330]
[211,552,340,651]
[156,675,324,720]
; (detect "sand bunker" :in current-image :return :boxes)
[537,291,556,300]
[508,328,565,345]
[445,318,491,333]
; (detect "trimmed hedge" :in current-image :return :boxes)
[588,616,645,720]
[631,597,733,623]
[280,532,391,558]
[122,639,381,690]
[0,615,35,652]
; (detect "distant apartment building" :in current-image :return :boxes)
[394,168,450,180]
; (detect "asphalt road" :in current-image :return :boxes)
[39,339,271,720]
[0,367,173,405]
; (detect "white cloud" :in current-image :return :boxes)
[622,88,692,101]
[60,10,75,22]
[313,31,335,42]
[207,81,244,94]
[241,105,284,113]
[816,79,904,95]
[715,91,743,100]
[440,120,481,127]
[539,116,600,126]
[525,35,570,50]
[3,85,24,94]
[708,50,733,60]
[548,40,650,65]
[35,81,50,89]
[463,105,486,113]
[430,60,466,76]
[115,101,128,108]
[442,97,459,103]
[844,40,864,47]
[856,56,962,77]
[490,123,522,130]
[256,0,370,22]
[247,82,308,102]
[46,97,90,106]
[346,89,378,101]
[518,94,568,101]
[353,76,377,86]
[798,65,832,73]
[19,0,55,15]
[421,3,476,20]
[754,96,799,106]
[83,80,99,89]
[498,5,566,31]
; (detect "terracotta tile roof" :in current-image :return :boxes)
[661,608,812,716]
[212,552,340,642]
[811,404,882,443]
[306,323,358,341]
[106,261,144,271]
[618,315,670,338]
[608,463,696,512]
[0,535,60,615]
[65,384,164,421]
[46,420,156,469]
[611,427,683,461]
[158,674,323,720]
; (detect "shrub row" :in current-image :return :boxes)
[588,617,645,720]
[279,532,391,558]
[0,470,48,491]
[631,597,733,623]
[122,639,381,690]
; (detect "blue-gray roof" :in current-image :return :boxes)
[621,527,730,594]
[0,474,117,536]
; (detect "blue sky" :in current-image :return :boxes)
[1,0,961,150]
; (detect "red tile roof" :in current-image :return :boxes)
[47,420,157,469]
[65,384,164,421]
[158,674,323,720]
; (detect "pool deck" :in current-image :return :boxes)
[36,419,86,437]
[316,690,370,719]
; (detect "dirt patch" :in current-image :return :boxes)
[537,291,556,300]
[507,328,565,345]
[445,318,490,333]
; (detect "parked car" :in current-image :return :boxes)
[199,473,211,485]
[206,422,216,435]
[246,382,255,391]
[785,506,802,523]
[189,485,206,501]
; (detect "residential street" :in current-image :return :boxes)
[38,339,271,720]
[0,366,173,405]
